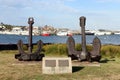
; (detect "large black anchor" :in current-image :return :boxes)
[67,16,101,62]
[15,17,44,61]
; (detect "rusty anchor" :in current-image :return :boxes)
[15,17,44,61]
[67,16,101,62]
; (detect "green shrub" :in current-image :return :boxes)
[33,44,120,58]
[75,44,92,52]
[57,44,67,55]
[42,44,67,56]
[75,44,82,51]
[86,45,93,52]
[43,44,58,55]
[42,44,93,56]
[101,45,120,58]
[22,45,28,50]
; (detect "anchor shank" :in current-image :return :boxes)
[29,24,32,53]
[80,16,87,59]
[81,24,87,53]
[28,17,34,54]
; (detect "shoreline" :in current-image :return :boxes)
[0,43,120,50]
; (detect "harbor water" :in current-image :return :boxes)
[0,34,120,45]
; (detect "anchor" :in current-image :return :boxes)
[15,17,45,61]
[67,16,101,62]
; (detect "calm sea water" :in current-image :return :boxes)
[0,34,120,45]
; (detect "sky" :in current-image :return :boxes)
[0,0,120,30]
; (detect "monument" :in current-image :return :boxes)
[15,17,44,61]
[67,16,101,62]
[42,57,72,74]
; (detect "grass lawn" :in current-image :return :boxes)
[0,50,120,80]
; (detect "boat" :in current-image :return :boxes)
[114,32,120,35]
[85,32,94,35]
[56,30,73,36]
[85,30,94,35]
[56,31,67,36]
[41,31,50,36]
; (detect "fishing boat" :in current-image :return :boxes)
[41,31,50,36]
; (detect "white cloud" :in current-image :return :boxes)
[0,0,79,27]
[1,0,120,30]
[0,0,79,14]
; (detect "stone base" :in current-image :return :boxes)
[42,57,72,74]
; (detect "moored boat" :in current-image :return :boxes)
[56,30,73,36]
[41,31,50,36]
